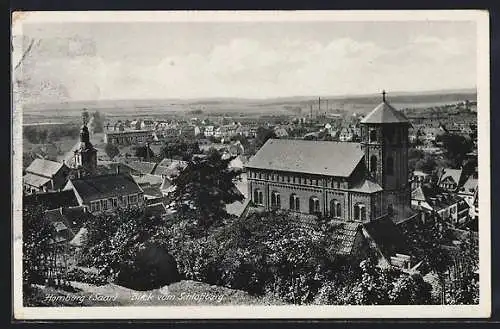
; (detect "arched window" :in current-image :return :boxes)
[370,129,377,142]
[290,194,300,211]
[271,191,281,209]
[254,188,263,205]
[309,196,320,214]
[330,199,342,218]
[387,156,394,175]
[370,155,377,173]
[354,203,366,221]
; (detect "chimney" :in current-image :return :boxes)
[116,165,120,175]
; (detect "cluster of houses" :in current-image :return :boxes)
[23,94,479,286]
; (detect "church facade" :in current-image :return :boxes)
[245,93,413,224]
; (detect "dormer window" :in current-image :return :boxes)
[370,129,377,142]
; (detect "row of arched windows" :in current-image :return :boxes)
[252,188,394,221]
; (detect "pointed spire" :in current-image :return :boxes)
[382,90,387,103]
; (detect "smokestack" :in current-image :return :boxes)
[116,164,120,175]
[318,97,321,117]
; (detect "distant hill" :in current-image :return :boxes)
[21,88,477,117]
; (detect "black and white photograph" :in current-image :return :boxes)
[12,11,490,319]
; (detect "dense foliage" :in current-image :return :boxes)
[104,143,120,159]
[23,204,53,285]
[170,150,244,231]
[160,139,201,160]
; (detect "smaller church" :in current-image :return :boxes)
[72,112,98,176]
[245,91,415,224]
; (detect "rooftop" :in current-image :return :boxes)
[25,158,67,178]
[245,139,364,177]
[361,101,410,125]
[24,190,79,210]
[66,173,143,202]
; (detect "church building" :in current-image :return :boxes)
[245,91,414,224]
[73,113,98,176]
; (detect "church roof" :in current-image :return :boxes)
[66,173,143,202]
[245,139,364,177]
[361,101,410,124]
[349,179,383,193]
[25,158,66,178]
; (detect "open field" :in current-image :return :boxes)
[21,89,477,124]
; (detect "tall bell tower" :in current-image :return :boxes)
[360,90,412,219]
[74,110,98,176]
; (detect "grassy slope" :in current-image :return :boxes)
[26,280,284,307]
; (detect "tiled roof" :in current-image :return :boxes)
[349,179,383,193]
[127,161,157,175]
[23,173,51,188]
[329,221,362,256]
[440,168,463,185]
[23,190,79,210]
[25,159,66,178]
[461,176,478,194]
[361,101,410,124]
[66,173,143,202]
[132,174,163,186]
[245,139,364,177]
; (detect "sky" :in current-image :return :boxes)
[13,18,478,103]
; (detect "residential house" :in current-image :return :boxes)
[63,173,145,215]
[24,159,72,194]
[410,170,431,190]
[204,125,215,137]
[274,127,289,138]
[338,127,357,142]
[438,168,463,191]
[411,185,469,226]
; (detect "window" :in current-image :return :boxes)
[112,198,118,208]
[121,195,128,206]
[388,204,394,216]
[309,196,320,214]
[387,157,394,175]
[370,155,377,173]
[130,194,138,204]
[354,203,366,221]
[101,199,108,211]
[108,198,113,209]
[370,129,377,142]
[330,199,342,217]
[287,176,290,183]
[254,189,263,205]
[271,191,281,209]
[290,194,300,211]
[96,201,101,211]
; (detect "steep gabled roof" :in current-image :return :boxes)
[25,158,67,178]
[439,168,463,185]
[245,139,364,177]
[361,101,410,125]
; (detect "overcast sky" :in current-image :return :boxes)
[15,19,477,103]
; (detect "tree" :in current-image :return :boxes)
[160,139,201,161]
[92,111,105,133]
[254,127,277,150]
[134,144,155,161]
[170,150,244,230]
[104,143,120,160]
[415,155,438,174]
[80,207,178,289]
[22,204,52,286]
[439,133,474,167]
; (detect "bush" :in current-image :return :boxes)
[66,268,108,286]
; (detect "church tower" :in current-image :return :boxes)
[360,90,412,219]
[73,111,97,176]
